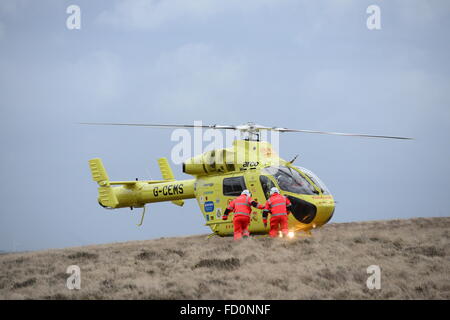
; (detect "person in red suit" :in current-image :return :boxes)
[222,190,263,240]
[262,187,292,238]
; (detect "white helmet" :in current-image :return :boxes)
[270,187,279,196]
[241,190,251,197]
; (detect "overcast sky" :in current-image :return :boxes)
[0,0,449,252]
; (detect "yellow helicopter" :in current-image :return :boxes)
[84,122,412,237]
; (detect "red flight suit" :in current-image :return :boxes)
[263,193,292,238]
[223,194,263,240]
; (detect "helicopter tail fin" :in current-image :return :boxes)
[157,157,175,180]
[89,158,109,184]
[89,158,119,208]
[158,157,185,207]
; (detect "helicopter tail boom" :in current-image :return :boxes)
[89,158,195,209]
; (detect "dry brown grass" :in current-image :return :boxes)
[1,217,449,300]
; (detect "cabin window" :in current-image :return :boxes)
[223,176,246,196]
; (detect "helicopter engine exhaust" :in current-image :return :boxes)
[183,149,237,175]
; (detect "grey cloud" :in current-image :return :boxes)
[151,43,247,113]
[96,0,292,30]
[64,51,123,104]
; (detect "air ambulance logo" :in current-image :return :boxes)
[261,147,272,157]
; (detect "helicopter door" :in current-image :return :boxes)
[243,172,267,232]
[241,171,265,205]
[222,176,247,220]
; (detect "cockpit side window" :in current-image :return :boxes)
[259,175,276,200]
[262,166,317,195]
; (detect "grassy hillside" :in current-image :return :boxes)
[1,217,449,299]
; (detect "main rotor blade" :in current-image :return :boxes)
[80,122,413,140]
[235,124,413,140]
[79,122,237,130]
[274,128,413,140]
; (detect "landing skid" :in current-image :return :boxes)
[136,206,147,226]
[296,230,313,237]
[206,233,219,239]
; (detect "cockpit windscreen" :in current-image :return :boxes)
[262,166,317,195]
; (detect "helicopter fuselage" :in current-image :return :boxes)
[89,139,335,235]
